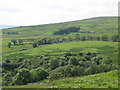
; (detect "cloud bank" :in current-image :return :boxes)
[0,0,119,26]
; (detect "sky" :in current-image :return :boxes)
[0,0,119,26]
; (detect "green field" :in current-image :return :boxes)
[3,41,118,66]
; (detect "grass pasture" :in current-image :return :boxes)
[3,41,118,66]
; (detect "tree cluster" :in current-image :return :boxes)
[53,27,80,35]
[3,32,19,34]
[2,52,116,86]
[32,38,52,48]
[32,34,119,48]
[7,39,23,48]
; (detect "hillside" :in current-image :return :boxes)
[2,16,118,38]
[51,70,118,88]
[2,16,119,88]
[3,70,118,88]
[3,41,118,66]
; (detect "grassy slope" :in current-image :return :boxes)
[3,41,118,66]
[3,70,118,88]
[2,17,118,38]
[51,70,118,88]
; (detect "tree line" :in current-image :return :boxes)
[32,34,119,48]
[7,34,119,48]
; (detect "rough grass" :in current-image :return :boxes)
[51,70,118,88]
[3,70,118,88]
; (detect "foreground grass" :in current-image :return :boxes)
[51,70,118,88]
[3,70,118,88]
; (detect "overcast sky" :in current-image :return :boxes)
[0,0,119,26]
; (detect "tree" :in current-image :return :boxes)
[2,72,13,86]
[3,61,18,70]
[11,39,17,45]
[30,67,49,82]
[37,39,42,45]
[85,65,98,75]
[18,39,23,45]
[71,66,84,76]
[50,58,59,70]
[13,69,31,85]
[32,42,37,48]
[75,34,80,41]
[87,36,93,41]
[68,57,79,65]
[63,52,72,56]
[112,35,119,42]
[102,35,109,41]
[5,59,10,63]
[49,65,72,81]
[78,52,83,56]
[97,37,101,41]
[102,57,112,64]
[48,72,62,81]
[81,36,86,41]
[68,36,73,42]
[7,42,11,48]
